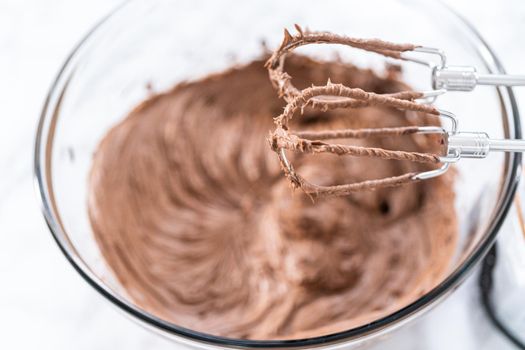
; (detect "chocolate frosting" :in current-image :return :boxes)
[88,56,457,340]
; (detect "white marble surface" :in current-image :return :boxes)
[0,0,524,349]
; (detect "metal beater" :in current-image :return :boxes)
[266,26,525,196]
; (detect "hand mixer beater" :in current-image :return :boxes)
[266,26,525,197]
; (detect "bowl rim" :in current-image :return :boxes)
[34,1,522,348]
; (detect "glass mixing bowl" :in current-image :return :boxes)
[35,0,521,348]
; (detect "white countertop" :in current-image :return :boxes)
[1,0,524,348]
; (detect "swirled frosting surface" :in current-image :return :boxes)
[88,56,457,340]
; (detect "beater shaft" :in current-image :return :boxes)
[433,66,525,91]
[445,132,525,160]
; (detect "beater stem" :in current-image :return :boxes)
[433,66,525,91]
[477,74,525,86]
[489,138,525,152]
